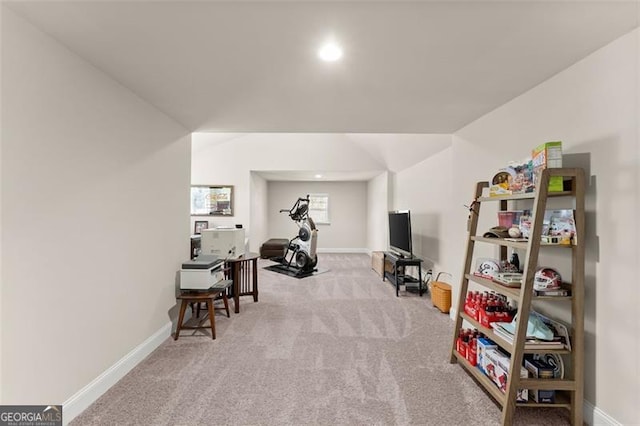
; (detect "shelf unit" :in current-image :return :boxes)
[449,168,585,425]
[382,251,425,297]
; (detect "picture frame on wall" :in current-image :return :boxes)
[190,185,234,216]
[194,220,209,235]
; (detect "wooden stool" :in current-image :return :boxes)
[174,280,232,340]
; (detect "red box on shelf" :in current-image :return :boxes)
[466,342,477,366]
[456,337,467,358]
[478,309,513,328]
[464,302,479,321]
[497,211,524,228]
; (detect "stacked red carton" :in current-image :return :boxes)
[464,291,514,326]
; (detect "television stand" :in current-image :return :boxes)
[382,252,424,297]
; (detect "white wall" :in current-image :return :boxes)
[1,7,190,408]
[366,172,389,252]
[249,172,268,254]
[267,181,368,251]
[192,133,385,251]
[392,143,453,274]
[442,29,638,424]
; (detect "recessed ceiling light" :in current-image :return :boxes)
[318,42,343,62]
[315,174,323,178]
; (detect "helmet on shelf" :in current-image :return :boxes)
[534,267,562,291]
[476,259,500,279]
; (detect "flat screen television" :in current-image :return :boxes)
[388,210,413,258]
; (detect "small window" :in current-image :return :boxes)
[308,193,330,224]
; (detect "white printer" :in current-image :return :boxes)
[200,228,245,259]
[180,255,226,290]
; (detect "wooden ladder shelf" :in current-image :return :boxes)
[449,168,585,425]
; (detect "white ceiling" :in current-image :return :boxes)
[5,1,638,134]
[192,132,452,180]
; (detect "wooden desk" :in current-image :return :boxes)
[225,252,259,313]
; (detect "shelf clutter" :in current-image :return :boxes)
[449,167,585,425]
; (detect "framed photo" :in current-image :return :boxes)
[194,220,209,235]
[191,185,234,216]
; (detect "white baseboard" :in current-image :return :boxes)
[449,307,457,321]
[317,248,369,254]
[584,400,621,426]
[62,321,173,425]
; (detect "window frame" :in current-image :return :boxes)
[308,193,330,225]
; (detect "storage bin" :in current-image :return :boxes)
[431,273,452,313]
[371,251,384,277]
[497,210,524,228]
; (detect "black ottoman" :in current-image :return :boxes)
[260,238,289,259]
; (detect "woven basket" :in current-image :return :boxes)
[431,273,452,313]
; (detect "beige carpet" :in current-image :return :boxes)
[72,254,570,425]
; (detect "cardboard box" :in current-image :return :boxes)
[371,251,384,277]
[505,162,534,194]
[476,338,498,375]
[478,309,513,328]
[524,359,556,403]
[497,211,524,228]
[484,349,529,402]
[489,171,512,197]
[384,257,394,274]
[464,300,480,321]
[466,340,477,366]
[532,141,563,192]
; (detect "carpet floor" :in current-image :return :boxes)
[72,254,570,425]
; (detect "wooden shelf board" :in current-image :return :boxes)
[460,312,513,353]
[466,273,572,301]
[478,191,573,202]
[465,274,521,299]
[533,282,573,301]
[519,378,576,391]
[520,347,571,355]
[454,352,573,411]
[453,351,506,406]
[471,236,575,250]
[459,311,571,355]
[533,295,572,301]
[516,391,572,408]
[471,236,528,249]
[539,243,576,248]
